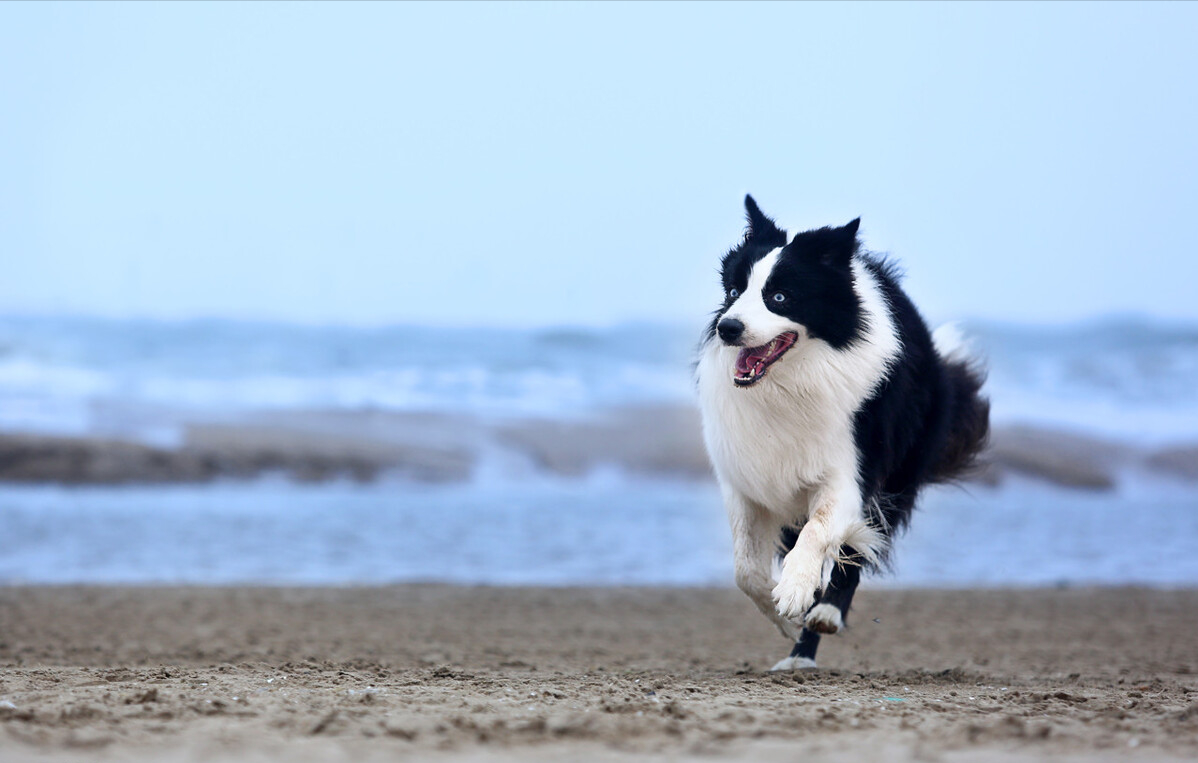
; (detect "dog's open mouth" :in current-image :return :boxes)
[733,332,798,387]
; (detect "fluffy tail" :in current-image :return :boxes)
[930,324,990,483]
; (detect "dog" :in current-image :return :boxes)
[696,196,989,670]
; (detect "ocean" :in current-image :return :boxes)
[1,315,1196,587]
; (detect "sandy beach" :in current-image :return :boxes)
[2,585,1196,761]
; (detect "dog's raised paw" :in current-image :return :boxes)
[804,603,844,634]
[770,655,818,671]
[772,575,818,621]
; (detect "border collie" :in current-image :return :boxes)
[697,196,989,670]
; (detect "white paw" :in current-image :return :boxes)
[770,655,817,671]
[804,603,844,635]
[772,567,820,621]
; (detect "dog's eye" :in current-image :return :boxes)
[728,289,739,299]
[772,292,787,303]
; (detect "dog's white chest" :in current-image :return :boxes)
[696,258,901,518]
[697,345,858,516]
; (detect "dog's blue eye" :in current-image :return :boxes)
[729,289,739,299]
[772,292,786,303]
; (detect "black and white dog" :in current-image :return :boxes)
[697,196,989,670]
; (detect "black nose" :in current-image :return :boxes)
[717,318,744,345]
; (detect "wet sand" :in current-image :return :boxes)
[2,585,1197,761]
[4,408,1198,491]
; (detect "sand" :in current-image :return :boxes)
[2,585,1197,761]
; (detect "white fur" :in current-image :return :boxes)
[804,603,844,634]
[932,322,972,363]
[698,254,901,633]
[770,655,818,671]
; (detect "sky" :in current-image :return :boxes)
[2,1,1197,328]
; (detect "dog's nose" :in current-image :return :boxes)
[717,318,745,345]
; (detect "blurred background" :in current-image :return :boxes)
[2,1,1196,588]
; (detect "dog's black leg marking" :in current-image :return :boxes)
[811,544,863,632]
[777,532,864,663]
[785,546,863,663]
[789,628,821,661]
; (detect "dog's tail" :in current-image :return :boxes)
[930,324,991,483]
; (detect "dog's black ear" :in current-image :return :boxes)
[819,218,861,267]
[743,195,787,248]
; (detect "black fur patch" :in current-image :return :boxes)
[708,196,866,350]
[851,255,990,552]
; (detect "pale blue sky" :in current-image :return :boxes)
[2,1,1196,327]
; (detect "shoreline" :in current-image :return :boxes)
[2,585,1196,760]
[2,407,1197,491]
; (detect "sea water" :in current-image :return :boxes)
[4,470,1198,587]
[3,315,1197,443]
[0,315,1196,586]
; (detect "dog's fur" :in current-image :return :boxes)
[696,196,989,670]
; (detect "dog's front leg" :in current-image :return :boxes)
[725,489,800,641]
[773,474,880,623]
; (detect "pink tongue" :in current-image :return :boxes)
[735,347,769,374]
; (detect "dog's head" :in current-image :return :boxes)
[711,195,864,387]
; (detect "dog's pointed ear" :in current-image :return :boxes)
[820,217,861,267]
[743,195,787,248]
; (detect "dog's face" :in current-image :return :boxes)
[712,196,864,387]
